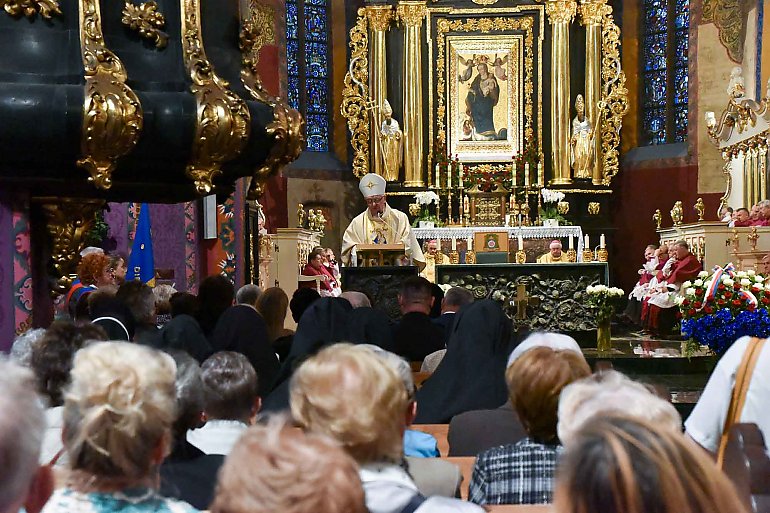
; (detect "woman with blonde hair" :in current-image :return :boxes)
[554,415,748,513]
[40,341,198,513]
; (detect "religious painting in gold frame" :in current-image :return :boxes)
[447,35,523,163]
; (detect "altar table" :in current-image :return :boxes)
[412,226,586,260]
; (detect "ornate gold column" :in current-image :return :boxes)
[580,0,609,185]
[546,0,577,185]
[397,1,426,187]
[366,5,393,179]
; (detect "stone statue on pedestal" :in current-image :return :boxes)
[570,94,594,180]
[380,99,403,182]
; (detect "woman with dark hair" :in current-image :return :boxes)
[255,287,294,361]
[196,275,235,339]
[554,415,748,513]
[414,299,513,423]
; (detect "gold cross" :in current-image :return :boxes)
[365,181,375,189]
[513,283,540,320]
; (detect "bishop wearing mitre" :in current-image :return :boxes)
[342,173,425,269]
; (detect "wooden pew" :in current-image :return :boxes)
[444,456,475,500]
[486,506,553,512]
[412,423,449,456]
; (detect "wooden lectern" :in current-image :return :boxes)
[354,243,406,267]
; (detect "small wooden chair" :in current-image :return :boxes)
[297,274,324,294]
[411,423,449,456]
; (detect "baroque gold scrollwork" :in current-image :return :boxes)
[78,0,143,189]
[544,0,577,24]
[181,0,251,195]
[341,8,371,178]
[0,0,60,19]
[239,0,305,199]
[597,7,628,186]
[702,0,750,63]
[122,1,169,49]
[35,198,106,295]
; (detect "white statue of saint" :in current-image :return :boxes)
[570,94,594,180]
[380,99,403,182]
[727,66,745,99]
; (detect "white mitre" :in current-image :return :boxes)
[359,173,386,198]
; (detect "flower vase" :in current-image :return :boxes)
[596,315,612,353]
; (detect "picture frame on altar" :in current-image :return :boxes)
[474,231,509,253]
[447,35,524,163]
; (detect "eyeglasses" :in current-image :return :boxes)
[365,196,385,205]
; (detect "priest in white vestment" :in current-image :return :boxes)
[342,173,425,269]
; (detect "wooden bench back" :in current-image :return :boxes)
[412,423,449,456]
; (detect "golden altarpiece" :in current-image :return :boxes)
[341,0,628,246]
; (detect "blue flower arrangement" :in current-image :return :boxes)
[681,307,770,355]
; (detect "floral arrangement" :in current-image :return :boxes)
[411,191,441,227]
[585,284,625,323]
[540,188,567,222]
[677,265,770,354]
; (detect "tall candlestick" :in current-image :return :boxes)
[447,161,453,189]
[517,235,524,250]
[435,162,440,189]
[537,160,544,185]
[568,234,574,250]
[459,162,464,188]
[524,162,530,188]
[451,238,457,251]
[600,234,606,249]
[512,154,517,187]
[584,234,590,248]
[463,195,469,215]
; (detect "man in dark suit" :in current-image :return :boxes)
[432,287,474,345]
[393,276,446,362]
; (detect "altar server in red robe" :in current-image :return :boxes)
[642,240,702,336]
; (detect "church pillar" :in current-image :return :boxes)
[580,0,610,186]
[366,5,393,179]
[397,1,426,188]
[546,0,577,185]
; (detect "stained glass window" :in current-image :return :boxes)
[286,0,330,152]
[642,0,689,145]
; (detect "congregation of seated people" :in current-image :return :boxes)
[2,243,767,513]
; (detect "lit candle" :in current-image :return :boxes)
[435,162,441,189]
[600,234,606,249]
[517,235,524,251]
[512,154,517,186]
[537,160,544,184]
[467,236,473,250]
[459,162,464,188]
[568,234,574,250]
[451,238,457,251]
[524,162,530,188]
[505,214,511,226]
[447,162,452,189]
[463,195,469,215]
[584,234,590,248]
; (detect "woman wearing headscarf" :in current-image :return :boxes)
[347,306,395,352]
[414,299,512,423]
[261,297,352,413]
[211,305,279,397]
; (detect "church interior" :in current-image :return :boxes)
[4,0,770,511]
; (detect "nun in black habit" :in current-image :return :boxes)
[261,297,352,413]
[414,299,512,424]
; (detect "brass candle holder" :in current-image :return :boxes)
[566,249,577,262]
[597,248,608,262]
[449,251,460,264]
[465,250,476,264]
[515,250,526,264]
[582,249,594,262]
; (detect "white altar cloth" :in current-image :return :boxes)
[412,225,586,260]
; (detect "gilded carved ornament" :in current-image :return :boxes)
[578,0,610,26]
[596,5,628,186]
[341,8,371,178]
[35,198,106,295]
[239,1,305,199]
[366,5,393,32]
[702,0,751,63]
[544,0,577,24]
[396,2,427,27]
[705,68,768,147]
[122,1,169,49]
[0,0,60,19]
[181,0,251,195]
[78,0,143,190]
[471,0,498,4]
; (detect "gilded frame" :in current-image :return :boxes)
[434,15,536,165]
[446,35,524,162]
